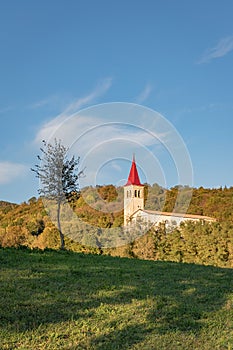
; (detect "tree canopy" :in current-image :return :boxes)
[31,139,84,249]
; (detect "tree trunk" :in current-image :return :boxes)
[57,201,65,250]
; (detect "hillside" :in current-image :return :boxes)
[0,200,17,208]
[0,185,233,267]
[0,247,232,349]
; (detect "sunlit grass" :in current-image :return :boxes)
[0,247,232,349]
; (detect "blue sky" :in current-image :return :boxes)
[1,0,233,203]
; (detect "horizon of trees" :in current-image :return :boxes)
[0,183,233,268]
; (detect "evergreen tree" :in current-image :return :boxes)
[31,139,84,249]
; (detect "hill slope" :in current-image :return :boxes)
[0,185,233,268]
[0,247,232,349]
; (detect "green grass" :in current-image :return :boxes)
[0,247,232,350]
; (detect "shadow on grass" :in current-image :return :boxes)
[0,247,232,346]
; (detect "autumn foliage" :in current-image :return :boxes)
[0,184,233,267]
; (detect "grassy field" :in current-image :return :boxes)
[0,247,232,349]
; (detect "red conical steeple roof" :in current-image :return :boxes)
[126,155,142,186]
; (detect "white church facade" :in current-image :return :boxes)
[124,156,216,228]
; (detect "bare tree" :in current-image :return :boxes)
[31,139,84,249]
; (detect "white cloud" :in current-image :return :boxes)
[111,162,122,172]
[29,78,112,111]
[135,84,152,104]
[64,77,113,115]
[28,95,60,110]
[0,162,27,185]
[197,35,233,64]
[34,77,113,144]
[35,96,169,168]
[33,85,192,189]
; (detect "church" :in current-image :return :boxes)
[124,156,216,228]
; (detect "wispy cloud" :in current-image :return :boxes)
[197,35,233,64]
[28,95,60,110]
[0,106,14,114]
[0,162,27,185]
[111,161,122,172]
[34,77,113,144]
[33,96,191,189]
[64,77,113,115]
[135,84,153,104]
[28,77,112,115]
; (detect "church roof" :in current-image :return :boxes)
[125,155,143,186]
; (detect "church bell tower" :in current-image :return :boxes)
[124,155,144,226]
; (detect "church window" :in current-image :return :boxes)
[138,190,140,197]
[134,190,137,197]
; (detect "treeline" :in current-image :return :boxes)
[110,221,233,268]
[145,184,233,223]
[0,184,233,267]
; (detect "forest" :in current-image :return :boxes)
[0,184,233,268]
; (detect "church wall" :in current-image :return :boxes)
[130,209,213,229]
